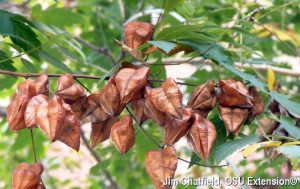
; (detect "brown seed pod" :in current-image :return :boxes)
[187,114,217,160]
[164,108,192,145]
[58,110,81,151]
[99,76,125,116]
[68,94,87,119]
[218,106,249,136]
[130,98,148,125]
[36,96,66,141]
[144,87,165,126]
[124,21,154,49]
[248,86,264,119]
[7,79,37,131]
[91,117,119,148]
[145,146,178,189]
[149,78,183,119]
[187,80,217,117]
[111,115,135,154]
[115,66,150,104]
[57,74,85,101]
[85,93,110,122]
[12,162,43,189]
[218,79,253,108]
[32,74,49,95]
[25,95,48,128]
[255,117,279,136]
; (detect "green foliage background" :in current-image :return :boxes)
[1,0,300,188]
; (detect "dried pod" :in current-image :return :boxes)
[248,86,264,119]
[218,79,253,108]
[115,66,150,104]
[7,79,37,131]
[164,108,192,145]
[57,74,85,101]
[255,117,279,136]
[124,21,154,49]
[12,162,43,189]
[187,114,217,160]
[144,87,165,126]
[145,146,178,189]
[99,76,125,116]
[33,75,48,95]
[187,80,217,117]
[111,115,135,154]
[68,94,87,119]
[85,93,110,122]
[218,106,249,136]
[25,95,48,128]
[91,117,119,148]
[36,96,66,141]
[36,184,46,189]
[130,98,148,125]
[58,112,81,151]
[149,78,183,119]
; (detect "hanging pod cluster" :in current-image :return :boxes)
[7,21,265,189]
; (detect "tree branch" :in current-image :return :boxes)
[0,69,197,86]
[80,130,119,189]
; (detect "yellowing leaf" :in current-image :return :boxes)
[267,67,275,90]
[281,141,300,146]
[291,158,300,170]
[242,141,281,158]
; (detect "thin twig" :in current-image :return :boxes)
[80,129,119,189]
[74,37,116,65]
[178,157,228,168]
[30,129,37,163]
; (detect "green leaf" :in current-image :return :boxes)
[278,145,300,159]
[0,10,41,60]
[148,41,177,53]
[149,58,166,87]
[279,116,300,139]
[34,7,84,28]
[214,135,259,164]
[270,91,300,117]
[0,50,16,71]
[164,0,185,16]
[21,58,37,73]
[0,76,17,90]
[40,51,73,73]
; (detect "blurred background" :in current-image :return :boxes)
[1,0,300,188]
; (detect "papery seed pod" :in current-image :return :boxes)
[58,112,81,151]
[218,79,253,108]
[85,93,110,122]
[36,96,66,141]
[187,80,216,117]
[255,117,279,136]
[130,98,148,125]
[57,74,85,101]
[124,21,154,49]
[69,94,87,119]
[7,79,37,131]
[25,95,48,128]
[218,106,249,136]
[187,114,217,160]
[91,117,119,148]
[115,66,150,104]
[149,78,183,119]
[248,86,264,119]
[33,75,49,95]
[111,115,135,154]
[12,162,43,189]
[36,184,46,189]
[164,108,192,145]
[144,87,165,126]
[145,146,178,189]
[99,76,125,116]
